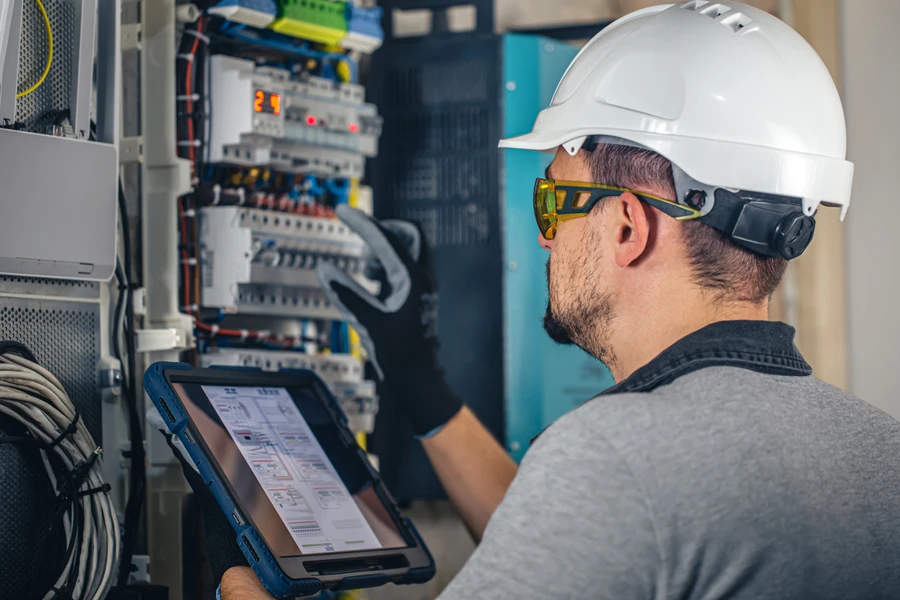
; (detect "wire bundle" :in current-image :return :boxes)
[0,345,118,599]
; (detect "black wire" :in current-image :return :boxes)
[116,181,147,586]
[113,263,126,368]
[21,423,82,597]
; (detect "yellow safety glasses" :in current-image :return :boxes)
[533,178,703,240]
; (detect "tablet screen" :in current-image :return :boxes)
[172,382,407,557]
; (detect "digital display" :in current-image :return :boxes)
[254,90,282,115]
[173,382,406,556]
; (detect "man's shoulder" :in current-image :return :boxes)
[530,391,655,462]
[538,364,900,470]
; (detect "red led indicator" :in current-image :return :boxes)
[306,115,318,126]
[348,123,359,133]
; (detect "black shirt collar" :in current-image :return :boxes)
[530,320,810,448]
[601,319,811,397]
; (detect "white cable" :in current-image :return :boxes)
[0,352,119,600]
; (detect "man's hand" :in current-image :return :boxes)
[317,205,462,436]
[317,207,518,540]
[219,567,274,600]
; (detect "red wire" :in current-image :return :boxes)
[185,19,203,169]
[195,321,315,349]
[179,18,204,319]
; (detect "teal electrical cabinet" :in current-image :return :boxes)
[501,34,615,462]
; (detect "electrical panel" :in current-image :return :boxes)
[185,3,385,444]
[135,0,389,595]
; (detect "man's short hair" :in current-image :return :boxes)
[585,144,787,303]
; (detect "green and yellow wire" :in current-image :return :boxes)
[17,0,54,99]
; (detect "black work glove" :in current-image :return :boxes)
[316,205,463,436]
[146,410,249,598]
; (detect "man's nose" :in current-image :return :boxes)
[538,233,553,252]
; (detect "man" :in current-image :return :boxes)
[218,2,900,598]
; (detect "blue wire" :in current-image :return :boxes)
[330,321,348,354]
[217,22,358,83]
[326,178,350,205]
[303,175,325,198]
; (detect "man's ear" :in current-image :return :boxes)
[611,192,652,268]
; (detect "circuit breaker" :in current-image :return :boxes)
[199,205,378,319]
[199,349,378,433]
[207,55,382,175]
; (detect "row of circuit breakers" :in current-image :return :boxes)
[209,55,382,178]
[199,51,383,435]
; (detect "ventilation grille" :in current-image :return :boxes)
[383,107,491,154]
[680,1,753,32]
[0,303,101,438]
[15,0,77,129]
[389,154,491,204]
[0,276,100,299]
[376,48,497,248]
[383,59,490,106]
[394,204,491,247]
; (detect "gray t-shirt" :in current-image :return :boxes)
[439,367,900,599]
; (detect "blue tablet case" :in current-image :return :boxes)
[144,361,435,598]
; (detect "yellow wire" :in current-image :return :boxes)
[17,0,54,99]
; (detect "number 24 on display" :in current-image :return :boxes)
[254,90,281,116]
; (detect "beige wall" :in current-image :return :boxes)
[396,1,782,35]
[496,0,779,31]
[840,0,900,419]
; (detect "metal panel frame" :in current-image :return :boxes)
[0,0,126,593]
[0,0,22,123]
[70,0,96,138]
[139,2,193,596]
[94,0,120,145]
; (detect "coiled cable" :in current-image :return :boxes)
[0,343,118,599]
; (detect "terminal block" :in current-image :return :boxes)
[208,56,382,172]
[200,348,364,382]
[209,0,383,53]
[208,0,277,27]
[344,4,384,53]
[271,0,348,45]
[200,349,378,433]
[200,206,377,318]
[330,380,378,435]
[220,139,365,178]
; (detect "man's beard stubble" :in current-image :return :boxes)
[543,258,617,368]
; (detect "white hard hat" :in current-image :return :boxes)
[499,1,854,222]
